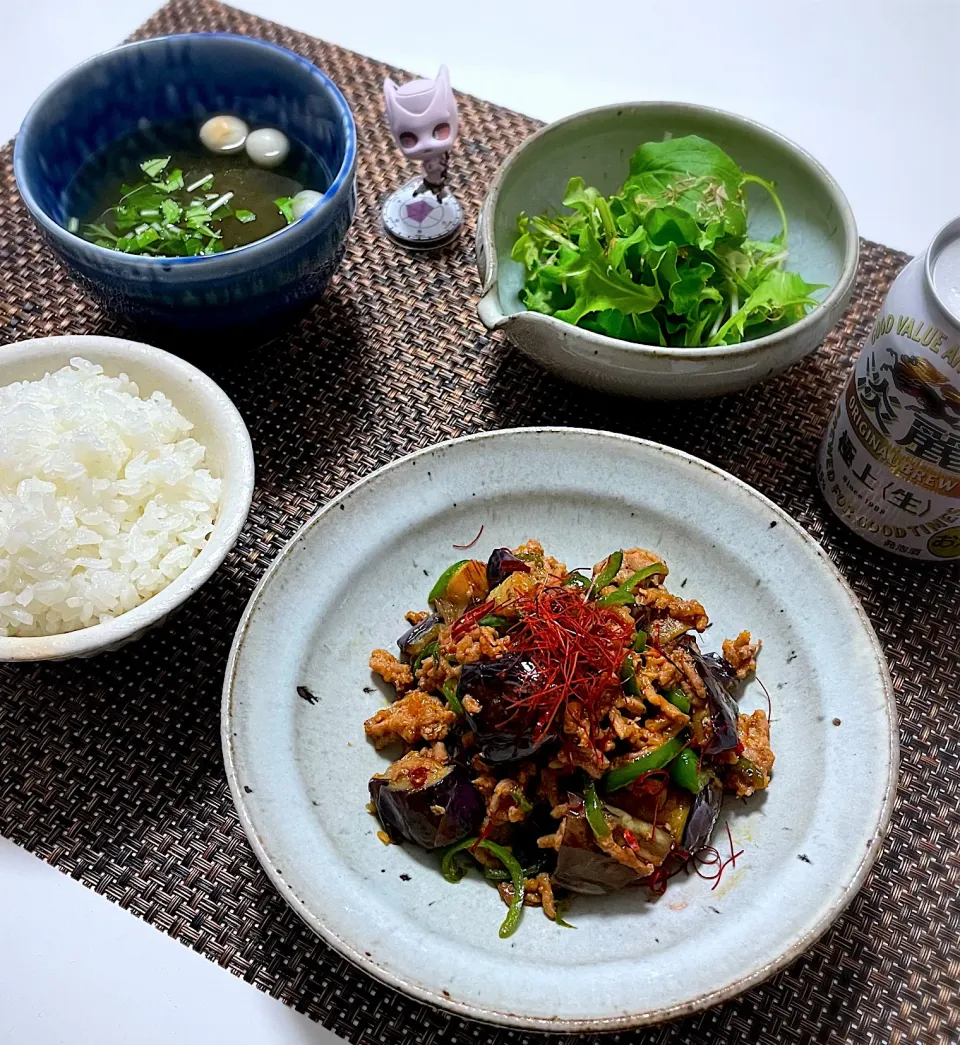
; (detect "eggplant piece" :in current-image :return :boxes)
[370,762,483,850]
[604,805,674,866]
[686,642,740,755]
[508,803,560,873]
[551,809,644,895]
[681,781,723,853]
[433,560,489,623]
[458,655,555,763]
[397,613,443,658]
[486,548,531,589]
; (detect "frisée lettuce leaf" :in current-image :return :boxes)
[511,135,825,348]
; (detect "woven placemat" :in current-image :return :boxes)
[1,2,957,1042]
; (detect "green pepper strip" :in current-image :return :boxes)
[478,614,509,628]
[584,782,611,838]
[591,550,623,592]
[510,788,533,813]
[620,655,642,697]
[632,629,648,652]
[441,836,476,882]
[604,735,686,792]
[441,677,463,716]
[670,747,709,794]
[553,903,577,929]
[411,640,438,674]
[562,572,590,588]
[596,562,666,606]
[441,837,525,938]
[483,860,542,882]
[665,685,691,714]
[428,559,469,604]
[596,587,635,607]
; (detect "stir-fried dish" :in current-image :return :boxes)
[364,540,773,936]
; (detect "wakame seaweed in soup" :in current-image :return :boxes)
[65,117,330,256]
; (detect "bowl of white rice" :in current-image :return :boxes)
[0,335,254,660]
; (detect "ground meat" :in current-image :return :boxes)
[381,748,447,785]
[638,650,683,691]
[732,710,774,797]
[639,589,709,633]
[449,625,511,665]
[363,691,456,748]
[499,874,558,919]
[560,700,613,776]
[486,778,525,826]
[645,691,690,728]
[462,694,482,715]
[415,653,458,694]
[610,547,663,586]
[723,631,761,679]
[513,539,568,585]
[404,610,430,625]
[671,646,708,702]
[553,743,610,778]
[369,649,414,694]
[610,707,648,747]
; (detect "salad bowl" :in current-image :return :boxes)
[476,103,858,399]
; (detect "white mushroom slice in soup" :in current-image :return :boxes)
[199,115,248,154]
[291,190,323,220]
[245,127,290,169]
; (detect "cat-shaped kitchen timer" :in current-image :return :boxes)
[381,65,464,250]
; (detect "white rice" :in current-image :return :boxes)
[0,357,221,637]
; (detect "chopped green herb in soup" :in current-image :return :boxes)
[66,116,329,257]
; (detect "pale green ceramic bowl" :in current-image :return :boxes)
[476,103,858,399]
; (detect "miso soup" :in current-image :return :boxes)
[66,116,330,257]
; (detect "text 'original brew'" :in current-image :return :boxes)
[818,217,960,560]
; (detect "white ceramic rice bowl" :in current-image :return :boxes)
[0,335,254,661]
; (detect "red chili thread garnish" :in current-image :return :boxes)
[691,846,722,884]
[647,787,663,841]
[725,821,737,869]
[501,585,636,746]
[646,843,690,896]
[756,675,773,719]
[688,824,745,891]
[630,768,669,795]
[451,600,497,641]
[452,524,484,550]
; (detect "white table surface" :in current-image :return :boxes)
[0,2,956,1042]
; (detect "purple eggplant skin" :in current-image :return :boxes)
[458,654,555,764]
[686,643,740,755]
[369,764,483,850]
[486,548,531,590]
[682,782,723,854]
[551,809,643,895]
[397,613,443,657]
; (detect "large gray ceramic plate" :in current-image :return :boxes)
[222,428,897,1032]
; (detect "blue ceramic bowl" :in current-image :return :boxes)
[14,34,357,330]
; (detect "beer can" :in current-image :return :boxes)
[818,216,960,560]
